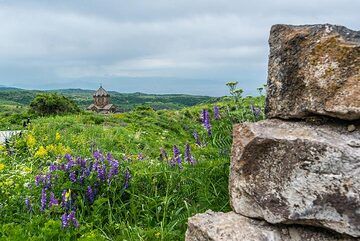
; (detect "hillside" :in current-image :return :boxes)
[0,95,265,240]
[0,87,215,111]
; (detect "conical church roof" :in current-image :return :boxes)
[93,86,110,97]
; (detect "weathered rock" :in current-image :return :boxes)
[186,210,358,241]
[230,119,360,237]
[266,24,360,120]
[348,124,356,132]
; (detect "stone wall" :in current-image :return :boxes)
[185,24,359,241]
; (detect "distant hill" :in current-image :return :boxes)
[0,87,216,111]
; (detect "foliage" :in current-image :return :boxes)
[29,93,81,116]
[0,89,265,240]
[0,102,33,130]
[0,87,215,112]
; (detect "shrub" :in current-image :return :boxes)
[29,93,80,116]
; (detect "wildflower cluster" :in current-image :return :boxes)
[198,106,221,139]
[214,106,220,120]
[28,151,131,229]
[201,109,212,136]
[168,144,196,168]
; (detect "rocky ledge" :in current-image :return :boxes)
[186,211,358,241]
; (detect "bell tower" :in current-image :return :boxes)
[93,85,110,108]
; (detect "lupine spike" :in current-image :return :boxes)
[41,188,47,211]
[86,186,95,204]
[69,172,76,183]
[97,164,106,182]
[68,211,79,228]
[25,198,31,211]
[172,145,183,168]
[61,190,67,207]
[192,131,201,146]
[214,106,220,120]
[49,192,59,208]
[108,159,119,180]
[201,109,212,136]
[185,143,196,165]
[124,168,131,189]
[61,213,69,228]
[93,150,102,160]
[49,163,57,172]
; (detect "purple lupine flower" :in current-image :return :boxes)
[64,154,72,162]
[41,188,47,211]
[160,148,168,161]
[69,172,77,183]
[76,157,87,168]
[250,105,262,118]
[93,161,99,172]
[44,173,52,189]
[84,166,91,177]
[124,168,131,189]
[65,160,74,171]
[78,172,85,184]
[49,192,59,208]
[61,190,67,208]
[106,153,113,161]
[192,131,201,146]
[214,106,220,120]
[185,143,196,165]
[86,186,95,204]
[49,163,57,172]
[35,175,44,187]
[173,145,182,168]
[201,109,212,136]
[25,198,31,211]
[97,164,106,182]
[61,213,69,228]
[68,211,79,228]
[108,159,119,179]
[93,150,102,160]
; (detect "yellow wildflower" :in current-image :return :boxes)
[57,144,71,156]
[65,189,71,201]
[0,163,5,171]
[34,146,48,158]
[55,132,61,141]
[26,134,36,148]
[22,167,32,173]
[45,144,56,153]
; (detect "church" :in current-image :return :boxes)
[87,86,116,114]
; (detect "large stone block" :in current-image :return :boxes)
[186,210,358,241]
[266,24,360,120]
[230,119,360,237]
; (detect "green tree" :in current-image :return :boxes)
[29,93,80,116]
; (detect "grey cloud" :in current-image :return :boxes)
[0,0,358,96]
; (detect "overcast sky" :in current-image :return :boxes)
[0,0,358,96]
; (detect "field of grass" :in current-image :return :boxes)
[0,95,264,240]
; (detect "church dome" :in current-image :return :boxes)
[93,86,110,97]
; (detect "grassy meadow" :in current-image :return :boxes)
[0,92,265,240]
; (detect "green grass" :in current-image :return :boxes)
[0,96,265,240]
